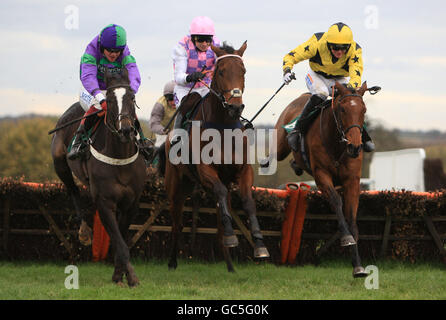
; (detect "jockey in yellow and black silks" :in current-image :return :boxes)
[283,22,375,153]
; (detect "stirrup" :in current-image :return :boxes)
[67,141,88,160]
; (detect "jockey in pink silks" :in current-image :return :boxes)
[170,16,220,145]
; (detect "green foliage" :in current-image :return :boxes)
[0,116,59,182]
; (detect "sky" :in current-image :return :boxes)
[1,0,445,131]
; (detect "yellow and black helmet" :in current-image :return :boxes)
[326,22,353,51]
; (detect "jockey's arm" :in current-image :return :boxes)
[80,53,101,98]
[347,43,364,89]
[283,34,318,74]
[121,47,141,94]
[172,44,189,86]
[149,102,166,135]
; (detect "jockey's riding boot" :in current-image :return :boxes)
[362,128,375,152]
[134,118,155,162]
[170,113,184,147]
[67,123,88,160]
[67,106,100,160]
[287,94,325,152]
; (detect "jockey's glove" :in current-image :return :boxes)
[98,100,107,115]
[186,71,205,83]
[95,92,106,104]
[283,69,296,85]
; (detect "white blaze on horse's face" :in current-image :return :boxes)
[113,88,126,130]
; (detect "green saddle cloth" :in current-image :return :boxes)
[67,127,95,153]
[282,116,299,133]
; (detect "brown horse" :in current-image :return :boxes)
[162,41,270,272]
[271,81,375,277]
[51,68,146,286]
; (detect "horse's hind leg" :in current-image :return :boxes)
[51,137,92,245]
[239,165,270,258]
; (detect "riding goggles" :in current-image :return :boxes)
[328,43,350,51]
[164,94,174,101]
[104,47,123,53]
[193,35,213,43]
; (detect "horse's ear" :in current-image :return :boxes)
[104,68,112,85]
[236,41,247,57]
[334,81,348,96]
[357,81,368,96]
[211,44,225,57]
[121,67,129,82]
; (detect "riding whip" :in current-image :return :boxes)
[247,73,296,127]
[48,109,103,135]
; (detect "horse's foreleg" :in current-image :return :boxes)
[315,171,355,247]
[343,178,367,278]
[216,205,235,272]
[198,166,238,248]
[239,166,270,258]
[96,199,138,287]
[215,182,238,247]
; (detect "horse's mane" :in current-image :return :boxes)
[219,41,235,54]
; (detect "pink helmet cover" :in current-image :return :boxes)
[189,16,215,36]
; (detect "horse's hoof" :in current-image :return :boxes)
[254,247,270,258]
[352,266,369,278]
[340,235,356,247]
[127,277,140,287]
[168,261,177,270]
[223,235,239,247]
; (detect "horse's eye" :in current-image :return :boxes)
[218,70,224,76]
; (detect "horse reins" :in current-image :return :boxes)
[320,87,365,169]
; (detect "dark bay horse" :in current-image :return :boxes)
[51,68,146,286]
[272,81,375,277]
[163,41,270,272]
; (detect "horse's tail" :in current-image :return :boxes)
[157,142,166,176]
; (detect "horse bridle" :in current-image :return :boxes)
[319,89,365,169]
[104,84,137,136]
[330,89,364,144]
[203,54,244,106]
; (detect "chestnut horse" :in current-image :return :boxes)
[163,42,270,272]
[51,69,146,286]
[271,81,376,277]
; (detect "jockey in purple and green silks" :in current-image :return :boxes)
[69,24,152,161]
